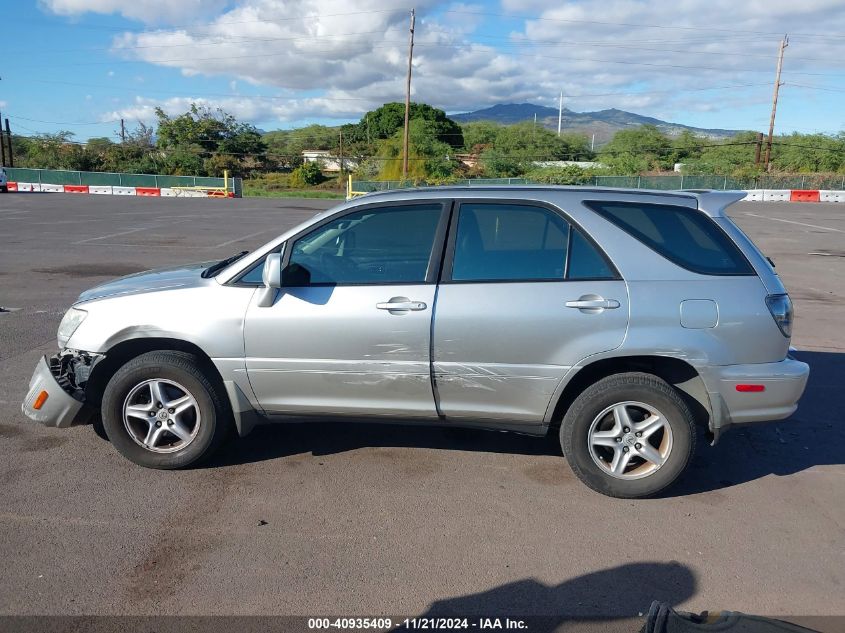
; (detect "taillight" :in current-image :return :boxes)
[765,294,793,338]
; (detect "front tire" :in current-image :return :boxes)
[101,351,230,469]
[560,372,695,498]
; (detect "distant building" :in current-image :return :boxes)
[301,149,357,172]
[531,161,603,169]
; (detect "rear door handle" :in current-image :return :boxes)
[377,297,427,312]
[565,297,620,310]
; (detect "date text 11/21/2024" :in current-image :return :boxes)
[307,618,528,630]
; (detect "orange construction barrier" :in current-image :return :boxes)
[135,187,161,197]
[790,189,820,202]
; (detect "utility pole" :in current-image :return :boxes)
[754,132,763,165]
[557,91,563,136]
[591,133,596,152]
[0,110,5,167]
[120,118,126,143]
[402,8,415,180]
[338,129,344,176]
[764,35,788,172]
[4,118,12,167]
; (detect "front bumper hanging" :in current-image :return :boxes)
[21,354,94,427]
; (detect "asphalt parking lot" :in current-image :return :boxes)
[0,194,843,626]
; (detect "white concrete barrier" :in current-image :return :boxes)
[743,189,765,201]
[763,189,791,202]
[89,186,113,195]
[112,186,137,196]
[40,183,64,193]
[160,188,177,197]
[16,182,35,192]
[820,190,845,203]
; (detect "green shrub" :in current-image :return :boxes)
[290,162,324,187]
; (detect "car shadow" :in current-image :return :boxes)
[209,418,562,467]
[400,561,696,632]
[167,351,845,494]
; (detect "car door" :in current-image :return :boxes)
[243,200,449,417]
[431,200,629,424]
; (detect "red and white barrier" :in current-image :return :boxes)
[742,189,845,203]
[5,182,237,198]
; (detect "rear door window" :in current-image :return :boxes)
[586,201,754,275]
[449,203,617,282]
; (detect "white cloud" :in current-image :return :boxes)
[40,0,230,25]
[91,0,845,128]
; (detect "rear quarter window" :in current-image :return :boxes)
[585,200,754,276]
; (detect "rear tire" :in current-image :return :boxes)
[560,372,695,498]
[101,351,230,469]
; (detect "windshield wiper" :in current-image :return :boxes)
[201,251,249,278]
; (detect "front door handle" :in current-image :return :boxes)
[377,296,427,312]
[565,295,621,311]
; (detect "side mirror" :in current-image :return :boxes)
[262,253,282,289]
[256,253,282,307]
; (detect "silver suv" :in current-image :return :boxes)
[22,187,809,497]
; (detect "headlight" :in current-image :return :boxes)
[57,308,87,348]
[765,294,793,338]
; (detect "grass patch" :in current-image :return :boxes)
[244,188,345,199]
[243,172,346,199]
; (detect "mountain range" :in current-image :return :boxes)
[449,103,743,145]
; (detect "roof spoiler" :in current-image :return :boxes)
[684,190,747,218]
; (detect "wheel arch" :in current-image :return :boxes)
[84,337,225,408]
[547,355,713,439]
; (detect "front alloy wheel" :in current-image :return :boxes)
[102,351,230,469]
[123,379,201,453]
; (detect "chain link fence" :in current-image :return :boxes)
[351,174,845,194]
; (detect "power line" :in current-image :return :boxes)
[22,8,408,35]
[15,40,844,79]
[444,10,845,40]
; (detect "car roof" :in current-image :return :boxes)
[348,185,746,218]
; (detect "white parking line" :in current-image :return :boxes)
[213,230,269,248]
[744,212,844,233]
[72,219,190,244]
[72,227,149,244]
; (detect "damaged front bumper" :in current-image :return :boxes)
[21,351,100,427]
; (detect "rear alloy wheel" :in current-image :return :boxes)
[560,372,695,498]
[102,351,230,469]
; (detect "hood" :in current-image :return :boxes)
[76,261,216,303]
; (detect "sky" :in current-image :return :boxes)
[2,0,845,142]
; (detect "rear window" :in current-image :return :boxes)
[585,201,754,276]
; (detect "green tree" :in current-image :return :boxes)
[155,104,267,176]
[376,119,459,181]
[601,125,673,174]
[478,123,592,177]
[351,102,464,149]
